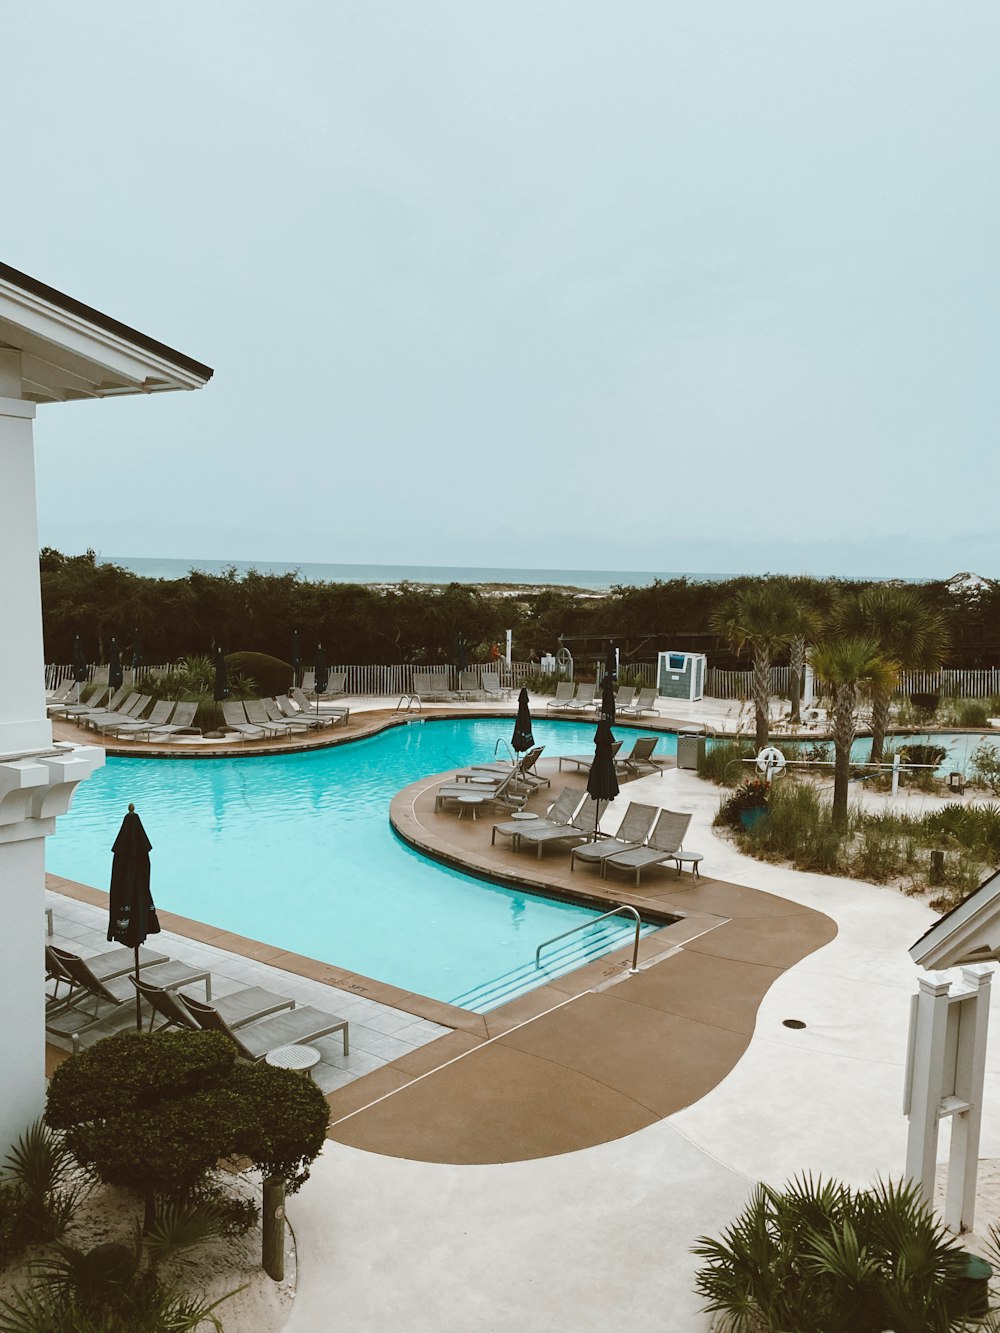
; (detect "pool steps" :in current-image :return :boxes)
[450,919,657,1013]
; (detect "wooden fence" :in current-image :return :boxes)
[704,666,1000,701]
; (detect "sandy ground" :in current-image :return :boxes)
[0,1174,294,1330]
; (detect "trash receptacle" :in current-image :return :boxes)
[956,1251,992,1318]
[677,732,706,770]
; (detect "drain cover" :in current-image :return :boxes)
[782,1019,807,1029]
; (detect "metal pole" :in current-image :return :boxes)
[892,752,900,797]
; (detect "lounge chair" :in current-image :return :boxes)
[274,695,328,730]
[262,697,311,733]
[89,694,155,735]
[545,682,576,713]
[602,809,693,886]
[290,686,349,723]
[470,746,550,788]
[45,948,211,1047]
[46,680,93,714]
[221,700,267,742]
[481,671,511,701]
[616,735,668,778]
[491,785,583,847]
[411,672,432,698]
[425,672,452,701]
[318,671,347,697]
[46,678,76,705]
[619,687,659,717]
[570,801,659,872]
[244,698,297,738]
[561,683,597,713]
[132,976,295,1033]
[181,993,350,1060]
[558,739,623,772]
[110,699,175,738]
[45,942,169,1009]
[613,686,637,711]
[511,799,596,858]
[81,692,145,731]
[458,670,483,700]
[53,685,115,719]
[434,768,528,814]
[145,700,200,738]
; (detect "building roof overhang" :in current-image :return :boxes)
[0,262,213,404]
[910,868,1000,970]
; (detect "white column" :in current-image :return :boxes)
[0,357,104,1155]
[0,379,51,755]
[904,973,952,1205]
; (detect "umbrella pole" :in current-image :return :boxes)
[134,945,142,1032]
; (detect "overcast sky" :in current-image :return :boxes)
[9,2,1000,579]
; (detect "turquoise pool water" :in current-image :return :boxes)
[47,719,674,1011]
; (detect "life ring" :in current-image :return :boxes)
[756,746,787,778]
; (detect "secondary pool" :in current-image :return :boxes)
[47,718,674,1012]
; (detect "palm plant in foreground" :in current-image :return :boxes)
[710,582,803,751]
[810,636,897,830]
[836,586,948,764]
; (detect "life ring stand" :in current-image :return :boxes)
[756,746,787,781]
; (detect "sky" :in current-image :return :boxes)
[8,2,1000,579]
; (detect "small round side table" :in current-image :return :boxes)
[265,1044,321,1079]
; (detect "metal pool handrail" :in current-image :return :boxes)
[535,904,643,975]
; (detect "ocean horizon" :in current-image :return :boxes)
[99,556,739,591]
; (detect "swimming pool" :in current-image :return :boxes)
[47,719,674,1012]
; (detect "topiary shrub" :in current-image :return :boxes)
[909,691,940,721]
[45,1031,330,1217]
[224,651,293,699]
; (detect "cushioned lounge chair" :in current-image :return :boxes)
[602,809,693,886]
[181,993,349,1060]
[491,785,583,847]
[558,739,623,772]
[132,976,295,1033]
[570,801,658,872]
[616,735,668,778]
[619,687,659,717]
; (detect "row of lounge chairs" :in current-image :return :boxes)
[489,787,695,884]
[412,671,512,702]
[434,746,550,814]
[221,691,349,743]
[45,941,349,1059]
[557,735,668,779]
[545,684,660,717]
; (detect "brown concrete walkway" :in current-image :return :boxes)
[323,770,836,1164]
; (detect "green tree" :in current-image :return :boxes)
[835,586,948,763]
[710,581,803,750]
[810,636,897,829]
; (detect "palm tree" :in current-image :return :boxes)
[710,581,802,750]
[835,587,948,763]
[810,636,898,829]
[780,577,828,726]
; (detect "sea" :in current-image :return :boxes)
[98,556,734,591]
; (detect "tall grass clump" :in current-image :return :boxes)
[698,740,754,785]
[741,781,844,874]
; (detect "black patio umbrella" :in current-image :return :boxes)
[107,803,160,1032]
[605,642,618,681]
[131,629,145,687]
[585,718,620,837]
[291,631,303,689]
[314,644,329,716]
[213,649,230,702]
[511,687,534,754]
[108,637,124,695]
[71,635,88,702]
[599,672,616,725]
[456,634,467,674]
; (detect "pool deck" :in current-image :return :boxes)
[45,693,1000,1330]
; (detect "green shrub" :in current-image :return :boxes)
[898,743,947,774]
[46,1030,329,1207]
[224,651,291,698]
[744,782,843,874]
[909,691,940,720]
[0,1122,88,1270]
[693,1173,982,1333]
[970,740,1000,796]
[717,778,770,829]
[698,740,754,786]
[955,699,989,727]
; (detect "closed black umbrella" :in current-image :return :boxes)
[511,687,534,754]
[605,642,618,681]
[131,629,145,687]
[108,637,124,695]
[586,718,620,837]
[456,634,467,674]
[107,803,160,1032]
[72,635,88,702]
[291,631,303,690]
[213,649,230,702]
[599,672,616,724]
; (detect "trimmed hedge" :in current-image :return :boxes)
[224,651,293,698]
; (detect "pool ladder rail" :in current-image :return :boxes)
[394,693,422,716]
[535,905,643,975]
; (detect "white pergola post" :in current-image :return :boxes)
[0,263,211,1157]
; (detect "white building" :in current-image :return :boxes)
[0,262,211,1153]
